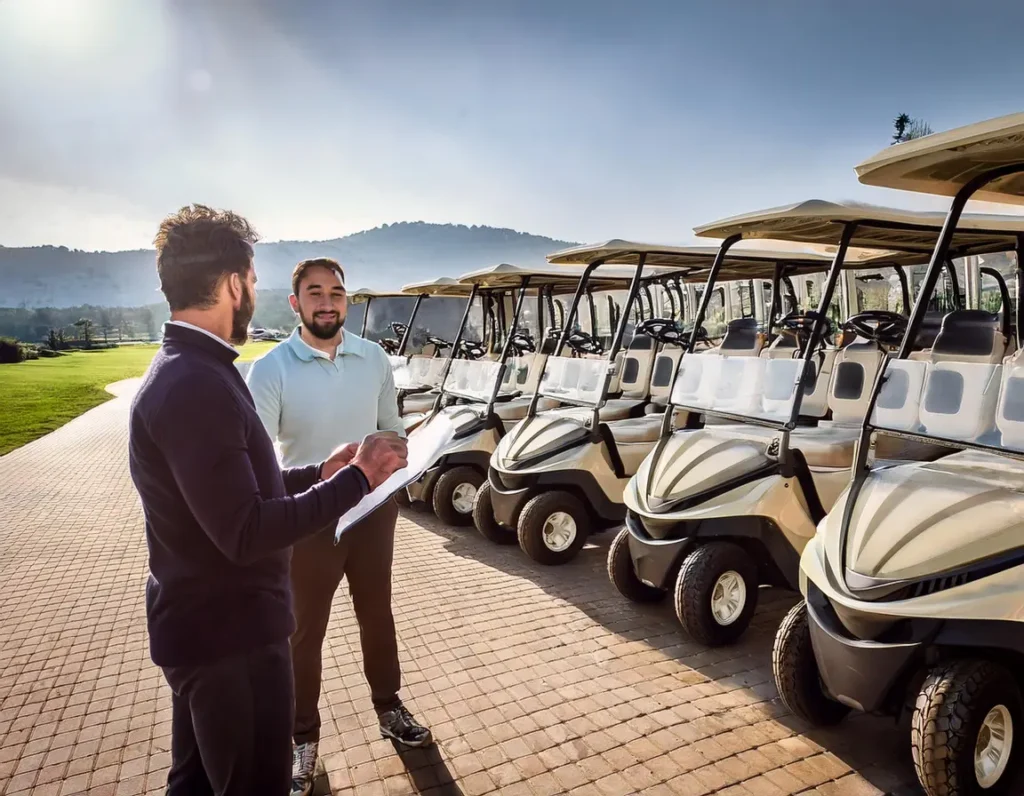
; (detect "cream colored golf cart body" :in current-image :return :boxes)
[774,112,1024,796]
[616,199,1024,646]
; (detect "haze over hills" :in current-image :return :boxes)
[0,222,576,309]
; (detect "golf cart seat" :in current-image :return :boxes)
[402,412,429,431]
[717,318,762,357]
[598,398,648,421]
[401,391,439,415]
[493,395,560,422]
[759,333,838,419]
[607,415,664,444]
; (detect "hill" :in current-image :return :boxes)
[0,222,576,309]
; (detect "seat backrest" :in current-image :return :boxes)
[997,348,1024,448]
[619,333,656,399]
[929,309,1006,364]
[827,341,885,425]
[648,346,684,406]
[716,318,762,357]
[759,330,800,359]
[798,347,839,419]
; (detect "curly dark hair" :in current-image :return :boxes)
[154,204,260,311]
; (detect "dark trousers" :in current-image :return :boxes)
[291,499,401,745]
[162,641,293,796]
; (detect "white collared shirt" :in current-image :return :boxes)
[165,320,237,353]
[244,327,405,468]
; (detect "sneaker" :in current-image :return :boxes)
[379,704,433,748]
[291,741,318,796]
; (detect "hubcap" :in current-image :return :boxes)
[451,483,478,514]
[542,511,577,552]
[710,570,746,626]
[975,704,1013,788]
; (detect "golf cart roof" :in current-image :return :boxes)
[855,112,1024,205]
[347,287,408,303]
[693,199,1024,262]
[399,276,474,297]
[456,261,678,290]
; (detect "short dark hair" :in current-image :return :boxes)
[154,204,259,311]
[292,258,346,296]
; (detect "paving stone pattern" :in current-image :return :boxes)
[0,391,927,795]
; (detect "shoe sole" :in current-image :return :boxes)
[380,727,434,748]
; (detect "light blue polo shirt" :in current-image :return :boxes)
[245,328,405,469]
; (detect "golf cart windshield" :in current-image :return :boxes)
[364,296,419,344]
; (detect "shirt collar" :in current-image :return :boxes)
[163,321,239,363]
[286,327,368,362]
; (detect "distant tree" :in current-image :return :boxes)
[892,113,934,144]
[98,308,113,344]
[140,308,156,341]
[73,318,94,347]
[46,328,62,351]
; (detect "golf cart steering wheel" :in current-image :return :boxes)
[427,335,452,352]
[508,330,536,354]
[778,311,833,340]
[636,318,684,345]
[379,337,401,355]
[843,310,907,345]
[390,321,408,340]
[458,339,486,360]
[565,329,604,355]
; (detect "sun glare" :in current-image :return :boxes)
[0,0,115,53]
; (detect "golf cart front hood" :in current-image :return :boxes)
[833,452,1024,584]
[495,409,590,470]
[639,426,774,512]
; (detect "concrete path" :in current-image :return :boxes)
[0,389,922,795]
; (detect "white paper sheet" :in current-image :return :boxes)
[334,413,457,541]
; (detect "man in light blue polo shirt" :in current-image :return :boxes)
[246,258,432,796]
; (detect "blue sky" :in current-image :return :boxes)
[1,0,1022,251]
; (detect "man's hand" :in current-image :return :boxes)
[321,442,359,481]
[344,432,409,490]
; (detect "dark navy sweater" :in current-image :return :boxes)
[128,323,369,667]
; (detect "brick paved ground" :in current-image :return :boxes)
[0,387,930,795]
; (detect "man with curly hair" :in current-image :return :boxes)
[128,205,408,795]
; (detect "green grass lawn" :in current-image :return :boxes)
[0,341,278,456]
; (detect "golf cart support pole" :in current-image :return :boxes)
[359,297,371,337]
[766,262,784,339]
[487,277,531,410]
[429,284,479,415]
[658,234,741,438]
[1017,235,1024,350]
[841,162,1024,579]
[398,294,423,355]
[528,259,605,416]
[893,265,910,316]
[785,222,856,429]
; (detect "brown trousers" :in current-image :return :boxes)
[290,499,401,745]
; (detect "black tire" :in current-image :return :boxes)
[772,601,850,726]
[472,482,517,545]
[607,527,665,603]
[517,491,589,565]
[432,466,484,526]
[673,541,758,646]
[912,659,1022,796]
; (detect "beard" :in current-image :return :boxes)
[300,307,344,340]
[230,283,255,346]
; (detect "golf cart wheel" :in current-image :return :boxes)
[472,482,517,545]
[673,541,758,646]
[393,487,411,508]
[912,659,1022,796]
[607,527,665,603]
[772,601,850,727]
[517,491,588,565]
[432,466,484,527]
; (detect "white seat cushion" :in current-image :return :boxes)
[608,415,663,444]
[599,398,646,421]
[401,392,438,414]
[493,396,560,421]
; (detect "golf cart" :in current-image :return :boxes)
[615,199,1024,647]
[479,242,820,565]
[774,112,1024,796]
[383,278,477,427]
[404,263,638,525]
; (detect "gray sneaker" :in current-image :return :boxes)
[379,704,433,748]
[291,741,318,796]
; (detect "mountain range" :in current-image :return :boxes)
[0,222,576,309]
